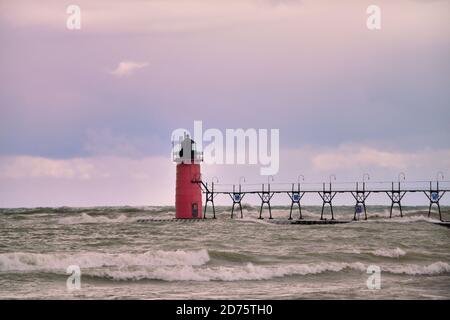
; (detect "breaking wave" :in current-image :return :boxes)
[371,248,406,258]
[371,215,441,224]
[88,262,368,281]
[58,213,129,224]
[1,250,449,282]
[383,262,450,275]
[0,249,210,272]
[57,213,170,224]
[85,261,450,281]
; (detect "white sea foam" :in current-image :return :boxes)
[342,248,362,254]
[360,215,441,224]
[57,213,154,224]
[87,262,368,281]
[86,261,450,281]
[235,217,259,224]
[0,249,210,272]
[234,216,275,225]
[1,250,448,282]
[384,215,441,223]
[383,262,450,275]
[371,248,406,258]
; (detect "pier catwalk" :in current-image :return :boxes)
[193,177,450,222]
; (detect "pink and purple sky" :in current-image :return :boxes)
[0,0,449,207]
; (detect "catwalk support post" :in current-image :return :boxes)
[287,183,305,220]
[351,181,371,221]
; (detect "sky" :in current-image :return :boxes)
[0,0,449,207]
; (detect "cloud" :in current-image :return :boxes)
[1,144,449,207]
[201,145,450,186]
[2,146,449,183]
[83,129,165,157]
[310,146,450,172]
[0,0,305,34]
[109,61,149,77]
[0,155,175,207]
[0,156,96,179]
[84,129,141,156]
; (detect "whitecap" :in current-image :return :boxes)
[371,248,406,258]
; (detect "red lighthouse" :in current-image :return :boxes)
[173,134,203,219]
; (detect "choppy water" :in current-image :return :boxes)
[0,205,449,299]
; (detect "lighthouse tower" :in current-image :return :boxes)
[173,134,203,219]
